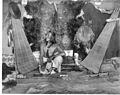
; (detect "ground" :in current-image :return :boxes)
[2,70,120,94]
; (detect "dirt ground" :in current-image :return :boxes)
[2,71,120,94]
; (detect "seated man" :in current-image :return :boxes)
[40,31,65,74]
[73,24,95,60]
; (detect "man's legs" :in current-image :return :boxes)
[51,56,63,74]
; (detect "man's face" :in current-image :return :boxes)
[46,32,52,42]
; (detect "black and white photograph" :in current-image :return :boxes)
[2,0,120,94]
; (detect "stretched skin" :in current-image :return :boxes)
[56,0,84,48]
[82,3,110,40]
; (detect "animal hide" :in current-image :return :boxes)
[81,3,110,40]
[23,17,41,51]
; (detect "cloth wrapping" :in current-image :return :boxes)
[64,50,73,57]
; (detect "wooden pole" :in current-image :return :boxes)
[117,18,120,56]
